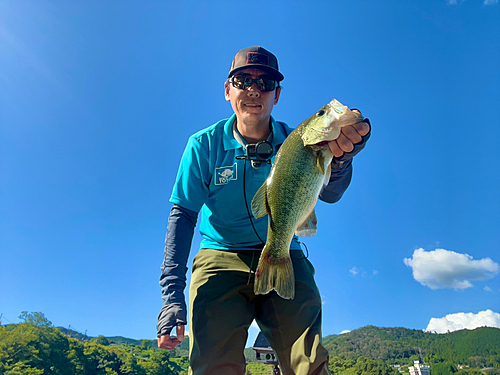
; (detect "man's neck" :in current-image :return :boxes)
[235,118,271,144]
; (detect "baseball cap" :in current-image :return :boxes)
[228,46,284,82]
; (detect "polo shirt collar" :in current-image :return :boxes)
[222,114,288,151]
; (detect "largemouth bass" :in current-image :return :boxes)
[251,99,364,299]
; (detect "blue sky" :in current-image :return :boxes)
[1,0,499,347]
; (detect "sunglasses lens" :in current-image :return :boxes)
[262,79,276,91]
[232,76,277,91]
[232,76,245,89]
[243,77,254,89]
[254,78,276,91]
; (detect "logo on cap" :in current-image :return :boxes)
[247,52,269,66]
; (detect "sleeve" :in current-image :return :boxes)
[319,159,353,203]
[157,204,198,336]
[169,135,212,212]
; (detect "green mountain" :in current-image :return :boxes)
[324,325,500,367]
[55,326,190,358]
[3,312,500,375]
[55,324,500,368]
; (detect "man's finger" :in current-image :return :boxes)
[341,125,363,145]
[335,132,355,153]
[353,121,370,136]
[328,140,343,158]
[176,325,185,342]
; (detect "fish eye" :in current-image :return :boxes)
[317,110,325,116]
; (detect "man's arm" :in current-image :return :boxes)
[157,204,198,350]
[319,159,353,203]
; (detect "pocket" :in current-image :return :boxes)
[192,250,209,273]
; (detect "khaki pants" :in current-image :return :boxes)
[188,249,330,375]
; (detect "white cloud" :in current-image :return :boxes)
[340,330,351,334]
[484,286,493,292]
[425,310,500,333]
[448,0,498,5]
[403,248,498,290]
[349,267,378,277]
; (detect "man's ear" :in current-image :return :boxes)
[224,81,231,102]
[274,87,282,105]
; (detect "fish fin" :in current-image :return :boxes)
[254,247,295,300]
[316,153,326,175]
[295,209,318,237]
[251,182,269,219]
[323,162,332,186]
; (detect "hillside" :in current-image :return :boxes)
[56,324,500,367]
[3,313,500,375]
[324,325,500,367]
[55,326,190,358]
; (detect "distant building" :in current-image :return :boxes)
[408,361,430,375]
[252,332,278,364]
[252,332,280,375]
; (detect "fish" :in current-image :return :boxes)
[251,99,364,299]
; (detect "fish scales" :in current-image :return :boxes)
[266,129,328,248]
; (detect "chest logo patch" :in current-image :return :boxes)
[215,163,238,185]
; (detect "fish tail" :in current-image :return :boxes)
[254,248,295,300]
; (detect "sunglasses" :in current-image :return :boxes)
[230,75,278,92]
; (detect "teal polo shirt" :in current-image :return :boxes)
[170,114,302,251]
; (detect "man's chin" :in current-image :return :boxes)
[240,111,261,120]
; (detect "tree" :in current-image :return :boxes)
[329,356,356,374]
[3,362,44,375]
[456,369,483,375]
[141,340,154,350]
[143,351,186,375]
[67,339,88,375]
[83,342,122,374]
[120,355,146,375]
[328,356,399,375]
[432,362,457,375]
[18,311,53,327]
[0,314,75,375]
[96,335,111,346]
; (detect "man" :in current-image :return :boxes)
[157,46,370,374]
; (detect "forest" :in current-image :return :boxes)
[323,325,500,375]
[1,312,500,375]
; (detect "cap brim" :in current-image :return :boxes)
[228,65,284,82]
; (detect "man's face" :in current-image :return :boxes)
[225,68,281,128]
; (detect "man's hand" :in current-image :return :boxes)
[158,325,185,350]
[328,110,370,158]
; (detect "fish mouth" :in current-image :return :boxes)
[314,141,330,147]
